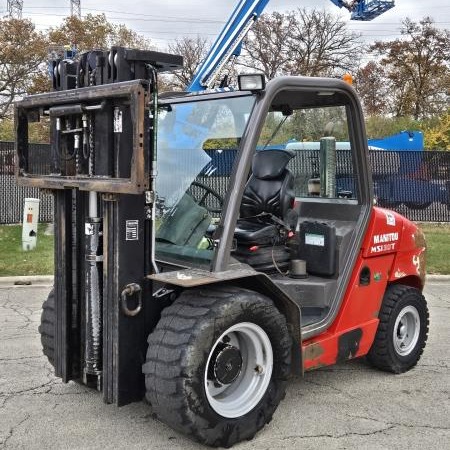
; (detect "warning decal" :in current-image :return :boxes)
[305,233,325,247]
[126,220,139,241]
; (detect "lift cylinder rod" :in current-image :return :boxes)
[84,212,103,387]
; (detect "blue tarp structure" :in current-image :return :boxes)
[368,130,424,151]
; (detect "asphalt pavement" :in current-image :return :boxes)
[0,281,449,449]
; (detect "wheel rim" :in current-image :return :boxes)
[393,305,420,356]
[204,322,273,418]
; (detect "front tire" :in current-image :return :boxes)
[38,289,55,367]
[142,286,291,447]
[367,284,429,373]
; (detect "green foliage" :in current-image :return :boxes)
[258,106,349,147]
[364,116,423,140]
[203,138,239,150]
[0,117,49,143]
[424,111,450,150]
[0,118,13,141]
[364,111,450,150]
[418,223,450,274]
[0,224,54,276]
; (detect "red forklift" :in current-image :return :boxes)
[15,47,428,447]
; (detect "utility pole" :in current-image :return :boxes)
[7,0,23,19]
[70,0,81,18]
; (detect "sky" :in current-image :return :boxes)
[1,0,449,58]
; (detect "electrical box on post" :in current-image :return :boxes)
[22,197,40,251]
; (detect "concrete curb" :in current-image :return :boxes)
[0,275,54,286]
[427,274,450,281]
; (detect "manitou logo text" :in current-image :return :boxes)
[371,232,399,253]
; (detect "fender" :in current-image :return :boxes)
[148,266,303,375]
[388,219,426,289]
[361,207,425,289]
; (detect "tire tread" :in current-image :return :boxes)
[38,289,55,366]
[142,285,291,447]
[367,284,429,373]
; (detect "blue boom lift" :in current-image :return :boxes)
[188,0,395,92]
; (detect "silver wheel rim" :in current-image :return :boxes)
[204,322,273,418]
[393,305,420,356]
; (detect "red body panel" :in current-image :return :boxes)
[302,207,426,371]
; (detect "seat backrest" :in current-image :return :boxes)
[240,149,295,219]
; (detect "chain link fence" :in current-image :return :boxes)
[0,142,53,224]
[1,141,449,224]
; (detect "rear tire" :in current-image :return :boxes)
[367,284,428,373]
[142,286,291,447]
[38,289,55,366]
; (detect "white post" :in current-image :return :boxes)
[22,198,40,251]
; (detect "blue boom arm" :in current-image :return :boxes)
[188,0,269,92]
[187,0,395,92]
[329,0,395,21]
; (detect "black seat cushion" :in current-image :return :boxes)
[234,219,278,245]
[235,149,296,247]
[240,150,295,220]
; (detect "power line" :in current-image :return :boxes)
[27,10,450,28]
[21,8,450,28]
[22,10,225,25]
[30,20,443,40]
[23,5,225,23]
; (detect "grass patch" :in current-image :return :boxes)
[0,222,448,276]
[418,223,450,275]
[0,224,54,276]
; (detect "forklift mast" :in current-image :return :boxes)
[15,47,182,405]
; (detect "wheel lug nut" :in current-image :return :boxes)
[255,365,264,374]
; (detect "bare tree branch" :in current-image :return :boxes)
[240,9,363,79]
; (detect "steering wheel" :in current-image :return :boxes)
[189,181,224,214]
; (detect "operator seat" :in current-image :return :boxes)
[234,149,296,246]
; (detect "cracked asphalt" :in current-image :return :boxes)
[1,282,449,449]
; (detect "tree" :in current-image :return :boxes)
[241,9,363,79]
[355,61,388,116]
[240,12,295,79]
[370,17,450,120]
[48,14,153,52]
[167,36,209,90]
[286,9,363,76]
[0,18,49,119]
[0,14,153,132]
